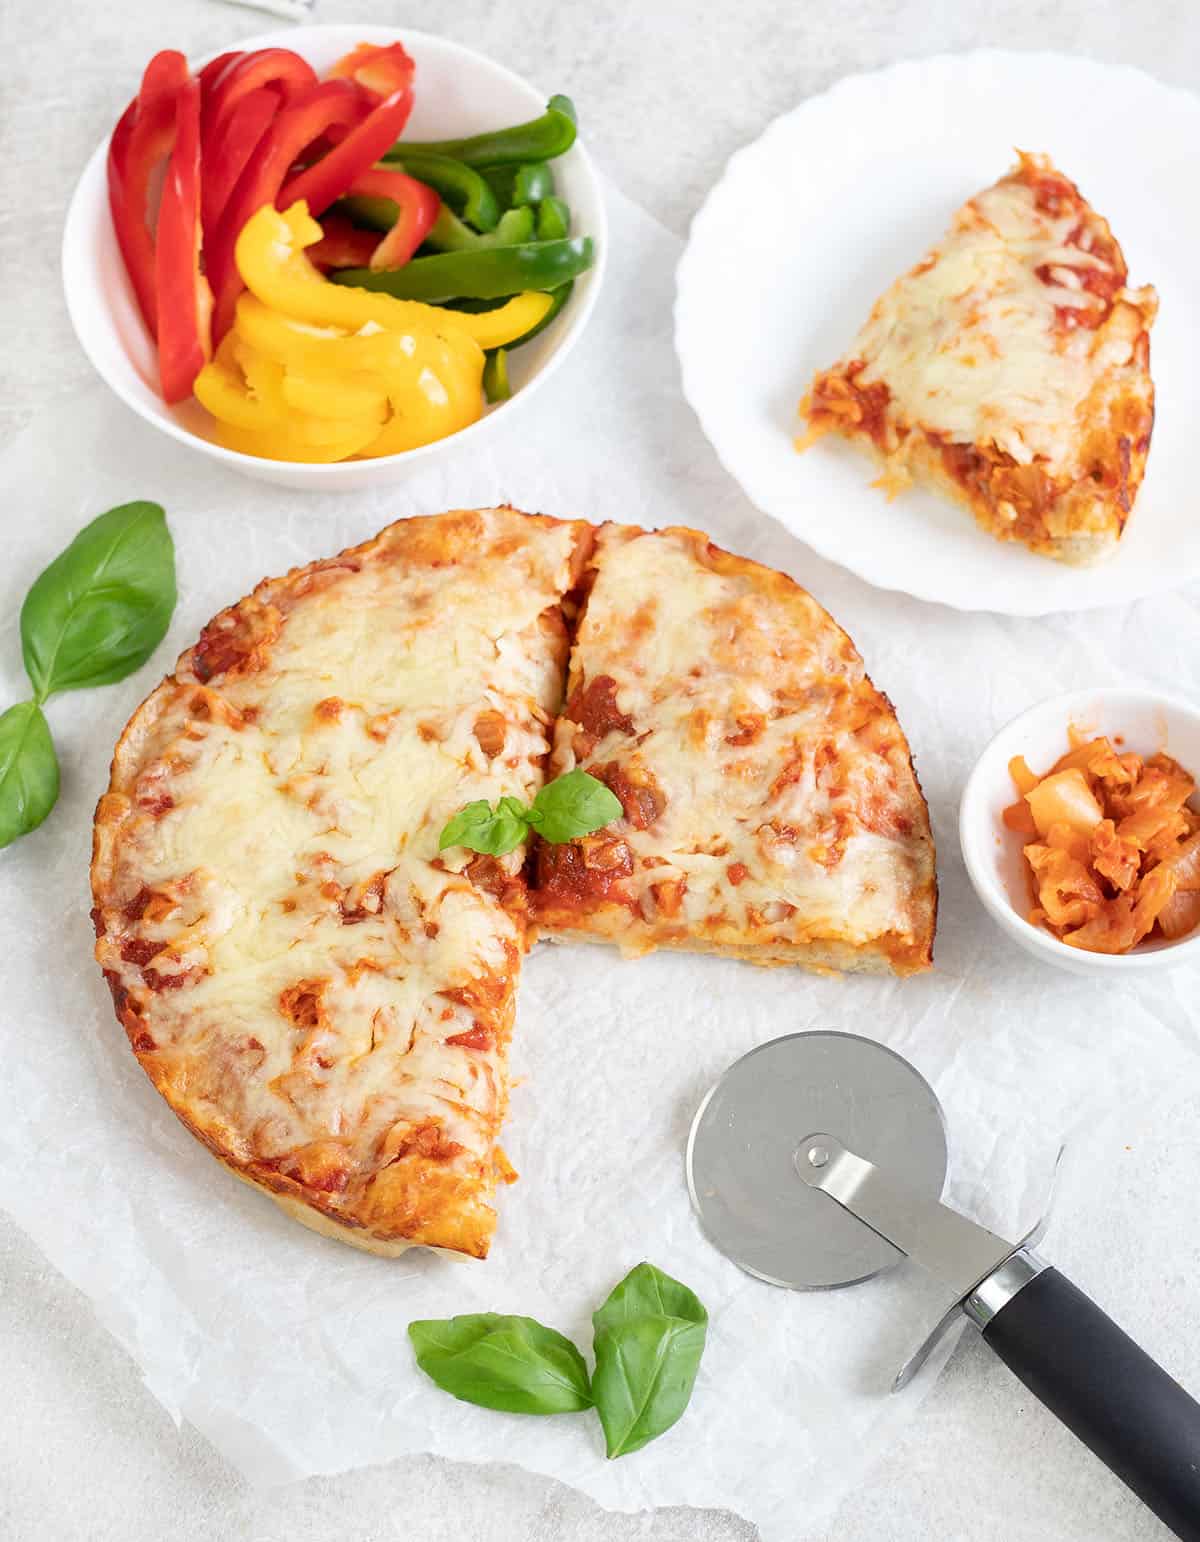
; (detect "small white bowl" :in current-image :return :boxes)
[960,688,1200,976]
[61,24,607,491]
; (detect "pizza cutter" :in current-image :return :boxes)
[686,1031,1200,1541]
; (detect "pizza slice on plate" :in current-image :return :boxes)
[531,524,936,975]
[91,508,590,1259]
[799,153,1157,566]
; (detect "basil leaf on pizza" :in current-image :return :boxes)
[0,702,60,848]
[438,769,620,855]
[20,501,176,700]
[526,766,622,843]
[437,798,526,856]
[590,1262,708,1458]
[409,1313,593,1414]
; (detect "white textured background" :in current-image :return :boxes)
[2,2,1199,1539]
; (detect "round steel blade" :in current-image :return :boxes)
[685,1030,948,1290]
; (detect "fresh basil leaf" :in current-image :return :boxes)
[528,768,622,844]
[593,1261,708,1328]
[438,796,530,856]
[438,799,494,849]
[409,1313,592,1414]
[591,1263,708,1458]
[0,702,60,848]
[20,501,176,701]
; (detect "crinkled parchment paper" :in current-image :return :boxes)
[0,185,1198,1540]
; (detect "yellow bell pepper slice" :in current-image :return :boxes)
[214,418,383,463]
[444,291,553,350]
[234,294,464,376]
[281,371,390,422]
[194,335,287,432]
[358,335,485,459]
[235,203,552,349]
[198,335,382,454]
[230,294,483,453]
[231,337,288,420]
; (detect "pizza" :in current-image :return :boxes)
[531,524,936,974]
[91,508,590,1259]
[799,153,1157,566]
[92,509,935,1260]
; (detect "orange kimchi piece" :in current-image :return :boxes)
[1003,730,1200,953]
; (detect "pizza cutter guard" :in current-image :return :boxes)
[687,1032,1200,1542]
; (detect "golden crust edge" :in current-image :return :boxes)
[535,928,927,978]
[799,422,1142,568]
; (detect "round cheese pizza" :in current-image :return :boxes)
[91,508,935,1259]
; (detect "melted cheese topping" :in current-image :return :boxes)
[840,158,1153,469]
[533,526,935,972]
[92,510,586,1257]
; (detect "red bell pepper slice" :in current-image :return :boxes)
[200,86,279,245]
[197,50,243,100]
[208,79,370,340]
[306,216,382,272]
[155,75,212,403]
[346,169,440,270]
[201,47,316,145]
[278,86,415,218]
[327,41,416,103]
[107,50,189,336]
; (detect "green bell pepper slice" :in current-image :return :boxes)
[331,236,594,303]
[381,152,500,231]
[384,95,577,169]
[536,196,570,240]
[335,193,400,233]
[487,162,556,208]
[423,205,535,253]
[483,348,511,403]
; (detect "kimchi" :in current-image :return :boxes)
[1003,730,1200,953]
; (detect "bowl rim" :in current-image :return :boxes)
[959,685,1200,971]
[60,22,608,477]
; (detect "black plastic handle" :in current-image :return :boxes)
[982,1266,1200,1540]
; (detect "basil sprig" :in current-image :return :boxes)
[439,766,621,856]
[0,502,176,849]
[409,1262,707,1458]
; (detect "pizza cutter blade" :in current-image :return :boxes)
[687,1032,1200,1542]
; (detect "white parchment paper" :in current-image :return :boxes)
[1,184,1198,1540]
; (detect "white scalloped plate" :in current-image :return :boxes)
[675,51,1200,614]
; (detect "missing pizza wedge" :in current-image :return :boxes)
[799,153,1157,566]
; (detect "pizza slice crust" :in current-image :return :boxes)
[536,927,929,978]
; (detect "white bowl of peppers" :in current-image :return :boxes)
[61,24,606,490]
